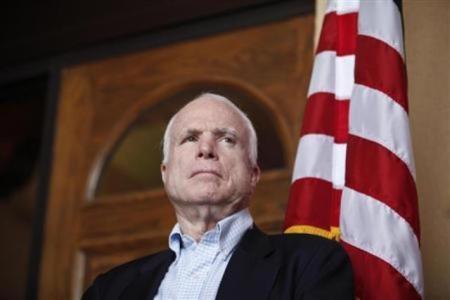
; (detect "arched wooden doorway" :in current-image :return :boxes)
[38,15,313,299]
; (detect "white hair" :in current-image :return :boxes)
[162,93,258,166]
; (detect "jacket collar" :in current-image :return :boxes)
[216,226,280,300]
[118,250,174,300]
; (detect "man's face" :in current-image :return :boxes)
[161,97,260,209]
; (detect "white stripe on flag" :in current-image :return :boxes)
[332,143,346,188]
[308,51,335,97]
[358,0,405,59]
[335,55,355,100]
[291,134,333,183]
[349,84,416,179]
[340,187,424,297]
[327,0,359,15]
[335,0,359,15]
[325,0,337,14]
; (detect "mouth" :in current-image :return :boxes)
[190,170,222,178]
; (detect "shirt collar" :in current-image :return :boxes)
[168,208,253,261]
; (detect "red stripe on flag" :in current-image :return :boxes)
[301,94,348,142]
[341,240,421,300]
[284,178,333,231]
[317,12,358,56]
[301,93,334,136]
[334,100,349,143]
[330,188,342,228]
[316,12,337,53]
[337,13,358,56]
[345,134,420,238]
[355,35,408,112]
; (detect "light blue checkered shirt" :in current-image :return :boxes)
[154,208,253,300]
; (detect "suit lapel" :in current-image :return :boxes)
[216,226,280,300]
[119,250,175,300]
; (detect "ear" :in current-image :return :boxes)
[250,165,261,187]
[160,163,167,183]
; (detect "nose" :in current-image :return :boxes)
[197,135,217,160]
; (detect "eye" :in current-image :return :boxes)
[222,136,236,144]
[181,135,197,144]
[185,135,197,142]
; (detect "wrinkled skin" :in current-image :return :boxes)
[161,96,260,240]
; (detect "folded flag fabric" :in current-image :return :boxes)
[284,1,424,298]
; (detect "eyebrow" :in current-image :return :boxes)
[213,127,238,137]
[180,127,238,138]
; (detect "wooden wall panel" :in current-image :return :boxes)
[39,15,313,299]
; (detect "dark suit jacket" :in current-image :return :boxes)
[82,227,353,299]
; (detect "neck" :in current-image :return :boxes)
[173,204,246,242]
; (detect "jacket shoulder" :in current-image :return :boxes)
[267,233,354,299]
[82,250,173,299]
[269,233,343,253]
[102,249,171,278]
[267,233,351,277]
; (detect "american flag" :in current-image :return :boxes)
[284,0,424,298]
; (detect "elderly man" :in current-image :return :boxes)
[82,93,353,299]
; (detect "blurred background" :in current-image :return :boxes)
[0,0,448,299]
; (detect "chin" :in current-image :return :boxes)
[192,192,224,204]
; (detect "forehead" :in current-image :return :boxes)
[171,98,247,136]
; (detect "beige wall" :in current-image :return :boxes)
[405,1,450,299]
[315,1,450,298]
